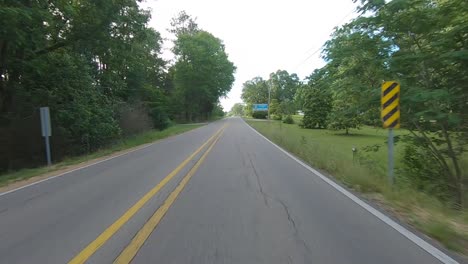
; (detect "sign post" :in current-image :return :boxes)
[381,81,400,185]
[40,107,52,166]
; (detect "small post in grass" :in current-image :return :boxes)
[352,146,357,164]
[381,81,400,186]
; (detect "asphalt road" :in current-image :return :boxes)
[0,117,458,264]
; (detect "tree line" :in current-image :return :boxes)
[0,2,235,172]
[239,0,467,208]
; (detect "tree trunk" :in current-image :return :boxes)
[441,124,464,208]
[0,40,7,112]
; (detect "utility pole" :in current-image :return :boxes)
[268,80,271,120]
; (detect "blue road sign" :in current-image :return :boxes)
[253,104,268,111]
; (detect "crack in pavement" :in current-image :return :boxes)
[276,199,313,258]
[247,153,269,207]
[247,153,313,261]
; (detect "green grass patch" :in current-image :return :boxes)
[246,119,468,255]
[0,124,203,187]
[421,221,464,252]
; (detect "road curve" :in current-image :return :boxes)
[0,117,458,263]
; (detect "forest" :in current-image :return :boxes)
[0,2,235,172]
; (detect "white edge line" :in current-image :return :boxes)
[242,118,458,264]
[0,124,208,198]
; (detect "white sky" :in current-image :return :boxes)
[142,0,359,111]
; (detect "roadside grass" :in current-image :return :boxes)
[0,124,203,187]
[246,119,468,256]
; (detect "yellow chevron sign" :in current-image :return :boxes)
[381,81,400,129]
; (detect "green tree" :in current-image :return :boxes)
[333,0,468,206]
[322,18,390,127]
[169,10,199,37]
[241,77,269,105]
[170,13,235,121]
[327,96,362,135]
[268,70,300,102]
[230,103,245,116]
[269,99,281,119]
[0,0,168,170]
[300,68,332,129]
[301,87,332,129]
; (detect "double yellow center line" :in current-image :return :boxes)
[69,125,227,264]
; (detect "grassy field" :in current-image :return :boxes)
[0,124,203,187]
[246,117,468,256]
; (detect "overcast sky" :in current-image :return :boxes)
[142,0,359,111]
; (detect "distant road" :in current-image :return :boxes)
[0,117,458,263]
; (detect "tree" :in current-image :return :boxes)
[169,11,199,37]
[171,28,235,121]
[0,0,169,171]
[268,70,301,115]
[268,70,301,102]
[269,99,281,119]
[230,103,245,116]
[241,71,301,117]
[322,0,467,206]
[241,77,269,105]
[322,17,390,127]
[376,0,468,207]
[327,96,362,135]
[301,87,332,129]
[300,68,332,129]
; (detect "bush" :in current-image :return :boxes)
[252,111,268,119]
[271,114,282,120]
[401,144,453,202]
[283,115,294,124]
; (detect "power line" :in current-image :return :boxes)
[294,8,357,71]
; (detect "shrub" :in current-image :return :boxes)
[283,115,294,124]
[271,114,282,120]
[252,111,268,119]
[401,144,453,202]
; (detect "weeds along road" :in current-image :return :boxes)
[0,117,458,264]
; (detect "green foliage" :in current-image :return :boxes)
[268,70,300,103]
[252,111,268,119]
[229,103,245,116]
[171,24,236,121]
[20,52,121,150]
[269,99,280,116]
[327,98,362,134]
[244,103,254,117]
[300,69,333,129]
[141,85,171,130]
[241,77,269,105]
[401,143,453,202]
[0,5,232,171]
[422,221,464,252]
[281,0,468,207]
[279,101,296,116]
[210,103,225,119]
[271,114,282,121]
[169,11,199,37]
[283,115,294,124]
[241,70,301,117]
